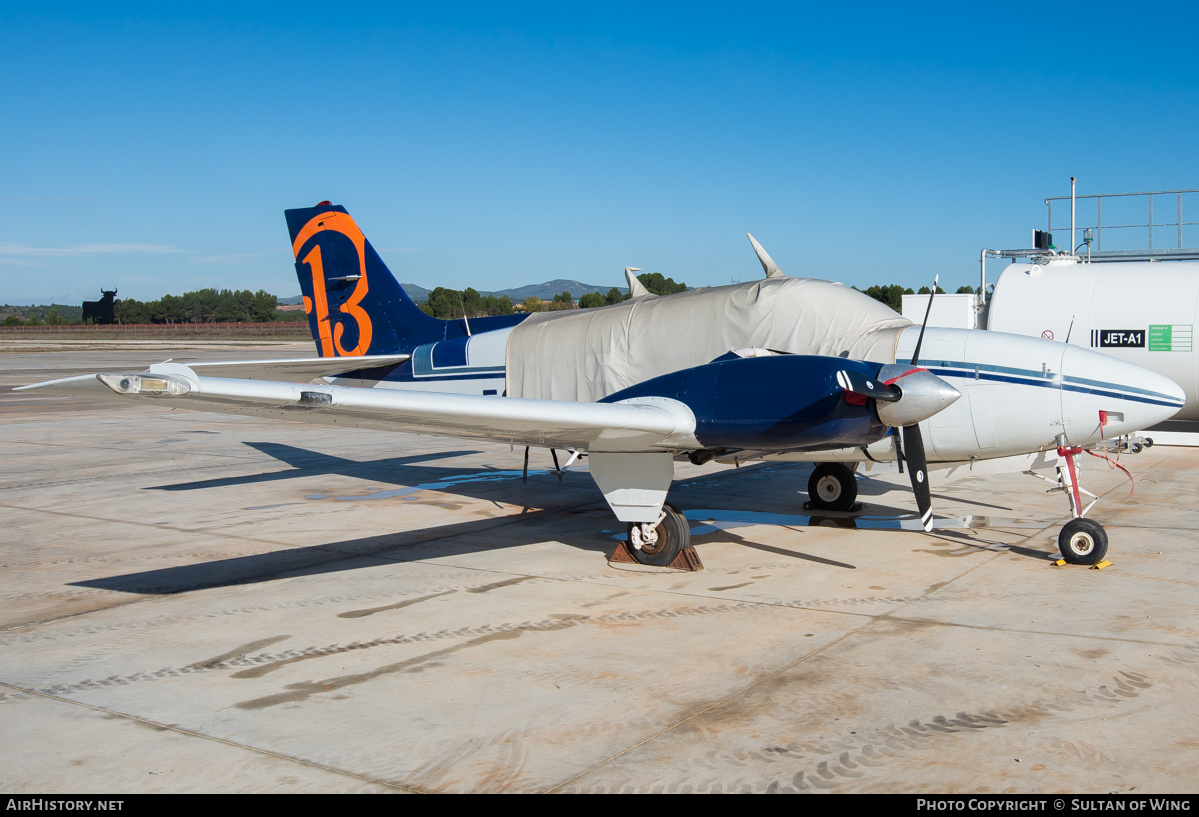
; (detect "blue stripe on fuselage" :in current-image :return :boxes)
[917,360,1183,409]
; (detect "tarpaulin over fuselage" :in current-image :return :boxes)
[505,277,912,402]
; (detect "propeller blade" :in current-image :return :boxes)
[836,369,901,403]
[901,423,933,531]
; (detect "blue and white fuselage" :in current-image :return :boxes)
[327,321,1184,462]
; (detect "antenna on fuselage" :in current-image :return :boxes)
[910,274,939,367]
[458,292,472,336]
[746,234,784,279]
[625,267,653,298]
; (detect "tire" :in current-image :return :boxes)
[807,463,858,512]
[627,502,691,567]
[1058,518,1109,565]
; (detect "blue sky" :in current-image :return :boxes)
[3,2,1197,303]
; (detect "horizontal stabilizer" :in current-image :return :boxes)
[15,355,412,391]
[176,354,410,381]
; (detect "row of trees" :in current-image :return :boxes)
[419,288,516,319]
[417,273,689,319]
[113,289,282,324]
[3,308,73,327]
[856,284,974,312]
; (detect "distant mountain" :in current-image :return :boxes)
[278,280,622,306]
[486,279,623,301]
[399,283,430,301]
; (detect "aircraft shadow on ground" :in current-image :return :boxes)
[73,443,1031,594]
[147,442,487,492]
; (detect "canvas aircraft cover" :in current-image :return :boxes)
[506,277,912,402]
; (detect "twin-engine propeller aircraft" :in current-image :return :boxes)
[20,203,1185,567]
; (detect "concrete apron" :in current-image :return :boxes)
[1,344,1196,793]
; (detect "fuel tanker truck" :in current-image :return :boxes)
[970,185,1199,428]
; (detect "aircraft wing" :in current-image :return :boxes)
[16,363,698,453]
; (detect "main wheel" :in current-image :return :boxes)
[807,463,858,512]
[1058,518,1109,565]
[626,502,691,567]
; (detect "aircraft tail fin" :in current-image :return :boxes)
[285,203,444,356]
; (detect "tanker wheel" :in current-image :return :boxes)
[807,463,858,512]
[627,502,690,567]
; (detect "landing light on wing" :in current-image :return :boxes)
[98,374,191,396]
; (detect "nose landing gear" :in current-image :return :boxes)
[1033,444,1109,565]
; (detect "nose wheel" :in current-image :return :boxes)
[1058,517,1109,565]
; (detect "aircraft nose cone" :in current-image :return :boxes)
[875,368,962,427]
[1061,345,1186,441]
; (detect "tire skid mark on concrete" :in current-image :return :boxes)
[337,590,458,618]
[27,604,762,696]
[464,576,540,594]
[234,628,531,711]
[562,671,1154,793]
[401,727,539,793]
[472,729,533,794]
[188,635,292,670]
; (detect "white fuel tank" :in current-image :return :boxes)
[985,258,1198,420]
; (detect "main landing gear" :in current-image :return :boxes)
[625,502,692,567]
[805,463,859,512]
